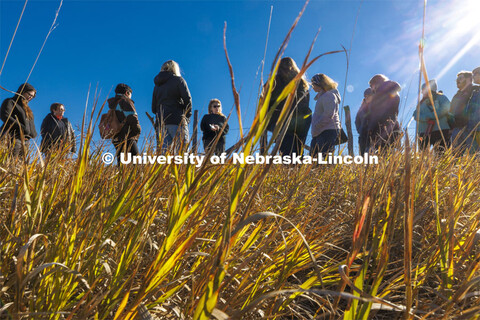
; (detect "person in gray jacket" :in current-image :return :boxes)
[310,73,341,154]
[152,60,192,153]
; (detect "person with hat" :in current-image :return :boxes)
[0,83,37,157]
[310,73,341,154]
[108,83,141,164]
[40,103,76,155]
[413,79,451,152]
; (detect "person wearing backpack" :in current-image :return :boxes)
[108,83,141,164]
[413,80,451,152]
[0,83,37,157]
[40,103,76,154]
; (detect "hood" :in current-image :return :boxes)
[154,71,175,86]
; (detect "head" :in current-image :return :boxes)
[208,99,222,115]
[368,74,388,92]
[421,79,438,96]
[311,74,338,93]
[161,60,181,76]
[50,103,65,117]
[115,83,132,98]
[16,83,36,102]
[363,87,374,103]
[472,67,480,85]
[456,71,472,91]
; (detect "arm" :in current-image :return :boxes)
[179,78,192,119]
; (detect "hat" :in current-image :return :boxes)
[115,83,132,95]
[421,79,437,92]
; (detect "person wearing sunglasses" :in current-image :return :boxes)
[200,99,229,155]
[0,83,37,157]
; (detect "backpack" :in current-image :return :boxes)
[99,106,123,139]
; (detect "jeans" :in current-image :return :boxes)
[311,129,339,155]
[156,122,189,154]
[279,133,307,157]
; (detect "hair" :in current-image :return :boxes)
[457,71,472,79]
[50,103,64,113]
[311,73,338,92]
[277,57,309,91]
[115,83,132,95]
[473,67,480,74]
[161,60,181,76]
[368,74,389,87]
[15,83,35,120]
[363,88,373,97]
[208,99,225,116]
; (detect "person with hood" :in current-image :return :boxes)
[310,73,341,154]
[0,83,37,157]
[40,103,76,154]
[264,57,311,156]
[152,60,192,153]
[355,88,374,154]
[108,83,141,164]
[200,99,229,155]
[365,74,401,151]
[413,80,451,152]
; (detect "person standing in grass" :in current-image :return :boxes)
[264,57,311,156]
[449,71,475,152]
[200,99,229,155]
[0,83,37,157]
[365,74,401,152]
[108,83,141,165]
[40,103,76,154]
[465,67,480,152]
[310,73,341,154]
[152,60,192,153]
[413,80,451,152]
[355,88,374,154]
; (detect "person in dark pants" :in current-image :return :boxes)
[152,60,192,153]
[355,88,374,154]
[40,103,76,154]
[108,84,141,165]
[0,83,37,157]
[264,57,311,156]
[310,74,342,154]
[200,99,229,155]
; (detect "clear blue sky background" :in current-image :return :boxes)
[1,0,479,154]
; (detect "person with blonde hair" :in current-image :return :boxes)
[152,60,192,153]
[0,83,37,157]
[200,99,229,155]
[264,57,312,156]
[310,73,341,154]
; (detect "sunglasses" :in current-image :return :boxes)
[212,105,221,108]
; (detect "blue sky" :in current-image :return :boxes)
[1,0,479,154]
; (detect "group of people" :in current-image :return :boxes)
[410,67,480,153]
[1,58,479,162]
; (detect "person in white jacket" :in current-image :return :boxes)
[310,73,342,154]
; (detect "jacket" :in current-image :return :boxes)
[152,71,192,126]
[0,97,37,140]
[366,80,401,136]
[449,84,476,128]
[413,92,450,134]
[40,113,76,153]
[311,88,341,137]
[466,86,480,132]
[200,113,229,145]
[266,78,312,138]
[108,95,141,142]
[355,99,370,137]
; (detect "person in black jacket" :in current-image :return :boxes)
[263,57,311,156]
[200,99,229,155]
[0,83,37,157]
[40,103,76,154]
[152,60,192,153]
[108,83,141,165]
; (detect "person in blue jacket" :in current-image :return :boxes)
[40,103,76,154]
[413,80,451,152]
